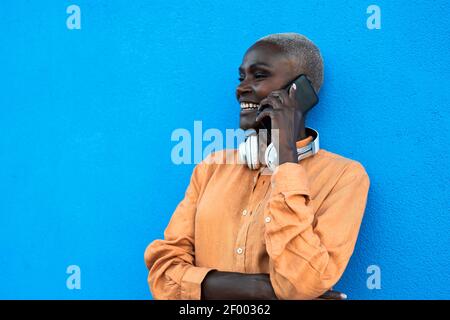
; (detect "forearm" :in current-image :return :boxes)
[201,271,278,300]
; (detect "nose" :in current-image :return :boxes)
[236,81,252,101]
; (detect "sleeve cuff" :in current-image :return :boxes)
[180,266,216,300]
[271,162,311,195]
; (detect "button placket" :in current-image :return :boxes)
[235,212,251,272]
[252,170,263,191]
[234,169,271,272]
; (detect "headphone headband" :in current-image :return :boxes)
[297,127,320,162]
[239,127,320,172]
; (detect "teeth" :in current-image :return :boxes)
[240,102,260,110]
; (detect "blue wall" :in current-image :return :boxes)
[0,0,449,299]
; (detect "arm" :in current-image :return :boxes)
[144,161,216,300]
[201,162,367,300]
[201,271,277,300]
[201,271,347,300]
[264,161,370,299]
[201,270,347,300]
[253,84,370,299]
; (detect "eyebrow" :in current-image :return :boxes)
[238,62,272,73]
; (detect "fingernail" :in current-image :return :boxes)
[340,293,347,299]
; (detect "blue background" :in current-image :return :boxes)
[0,0,449,299]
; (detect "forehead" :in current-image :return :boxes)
[239,41,293,71]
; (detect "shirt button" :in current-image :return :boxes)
[265,216,271,223]
[242,209,248,216]
[236,247,244,255]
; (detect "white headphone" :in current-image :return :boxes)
[238,127,320,171]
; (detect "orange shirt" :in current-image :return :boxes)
[144,135,370,300]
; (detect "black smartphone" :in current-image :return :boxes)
[285,74,319,114]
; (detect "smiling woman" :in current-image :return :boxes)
[144,33,370,300]
[238,33,323,138]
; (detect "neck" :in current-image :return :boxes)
[257,118,308,142]
[296,118,307,141]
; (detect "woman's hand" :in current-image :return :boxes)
[255,84,305,165]
[201,271,348,300]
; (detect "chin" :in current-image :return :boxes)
[239,112,271,132]
[239,111,257,130]
[239,120,258,131]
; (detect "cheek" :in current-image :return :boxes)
[255,87,270,99]
[255,83,276,100]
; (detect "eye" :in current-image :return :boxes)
[254,72,268,79]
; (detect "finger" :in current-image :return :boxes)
[270,89,288,97]
[318,291,339,300]
[318,290,347,300]
[255,108,274,123]
[260,96,283,111]
[259,95,276,108]
[269,90,289,105]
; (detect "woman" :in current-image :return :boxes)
[144,33,370,300]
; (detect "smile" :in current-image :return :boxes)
[240,102,260,110]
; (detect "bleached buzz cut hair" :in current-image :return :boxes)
[256,33,324,93]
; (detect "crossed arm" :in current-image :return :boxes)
[144,161,370,300]
[201,271,346,300]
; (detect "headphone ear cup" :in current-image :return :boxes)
[248,134,260,170]
[265,143,278,171]
[238,130,260,170]
[238,140,247,165]
[245,135,253,169]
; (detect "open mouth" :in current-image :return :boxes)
[240,102,260,111]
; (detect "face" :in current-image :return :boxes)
[236,41,298,130]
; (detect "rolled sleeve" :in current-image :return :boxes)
[271,162,311,195]
[265,161,370,299]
